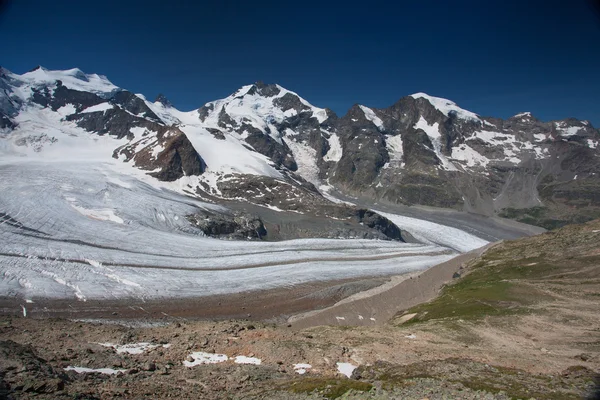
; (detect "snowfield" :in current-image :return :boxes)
[0,160,488,302]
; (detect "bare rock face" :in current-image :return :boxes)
[187,210,267,240]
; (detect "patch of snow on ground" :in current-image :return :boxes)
[234,356,262,365]
[336,362,358,378]
[98,342,167,354]
[65,366,126,375]
[184,352,229,367]
[293,363,312,374]
[588,139,598,149]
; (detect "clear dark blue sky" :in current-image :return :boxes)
[1,0,599,125]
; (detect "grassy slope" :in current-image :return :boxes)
[399,218,600,324]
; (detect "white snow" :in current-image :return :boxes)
[293,363,312,374]
[336,362,358,378]
[587,139,598,149]
[19,67,119,95]
[411,93,479,121]
[558,126,581,136]
[359,105,384,130]
[324,132,343,162]
[451,143,490,168]
[514,112,532,118]
[56,104,76,117]
[284,139,320,185]
[180,125,282,178]
[405,334,417,339]
[65,366,126,375]
[0,163,460,300]
[376,210,488,253]
[184,352,229,366]
[80,103,114,114]
[385,134,404,164]
[98,342,168,354]
[414,117,458,171]
[234,356,262,365]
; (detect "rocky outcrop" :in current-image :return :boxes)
[187,210,267,240]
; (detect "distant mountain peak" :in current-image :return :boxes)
[154,93,173,107]
[28,65,47,73]
[512,111,536,120]
[410,92,480,121]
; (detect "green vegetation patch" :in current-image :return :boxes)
[399,254,560,324]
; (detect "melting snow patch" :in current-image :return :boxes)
[65,366,125,375]
[98,342,167,354]
[80,103,113,114]
[293,363,312,374]
[405,334,417,339]
[234,356,262,365]
[337,362,358,378]
[184,352,229,367]
[335,316,346,321]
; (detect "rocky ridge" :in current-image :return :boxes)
[1,66,599,230]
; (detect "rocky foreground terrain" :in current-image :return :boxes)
[1,219,599,399]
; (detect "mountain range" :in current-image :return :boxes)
[2,66,599,231]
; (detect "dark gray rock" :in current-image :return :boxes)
[187,210,267,240]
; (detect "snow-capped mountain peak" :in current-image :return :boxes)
[410,92,480,121]
[15,66,119,96]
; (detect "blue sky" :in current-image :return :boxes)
[1,0,599,125]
